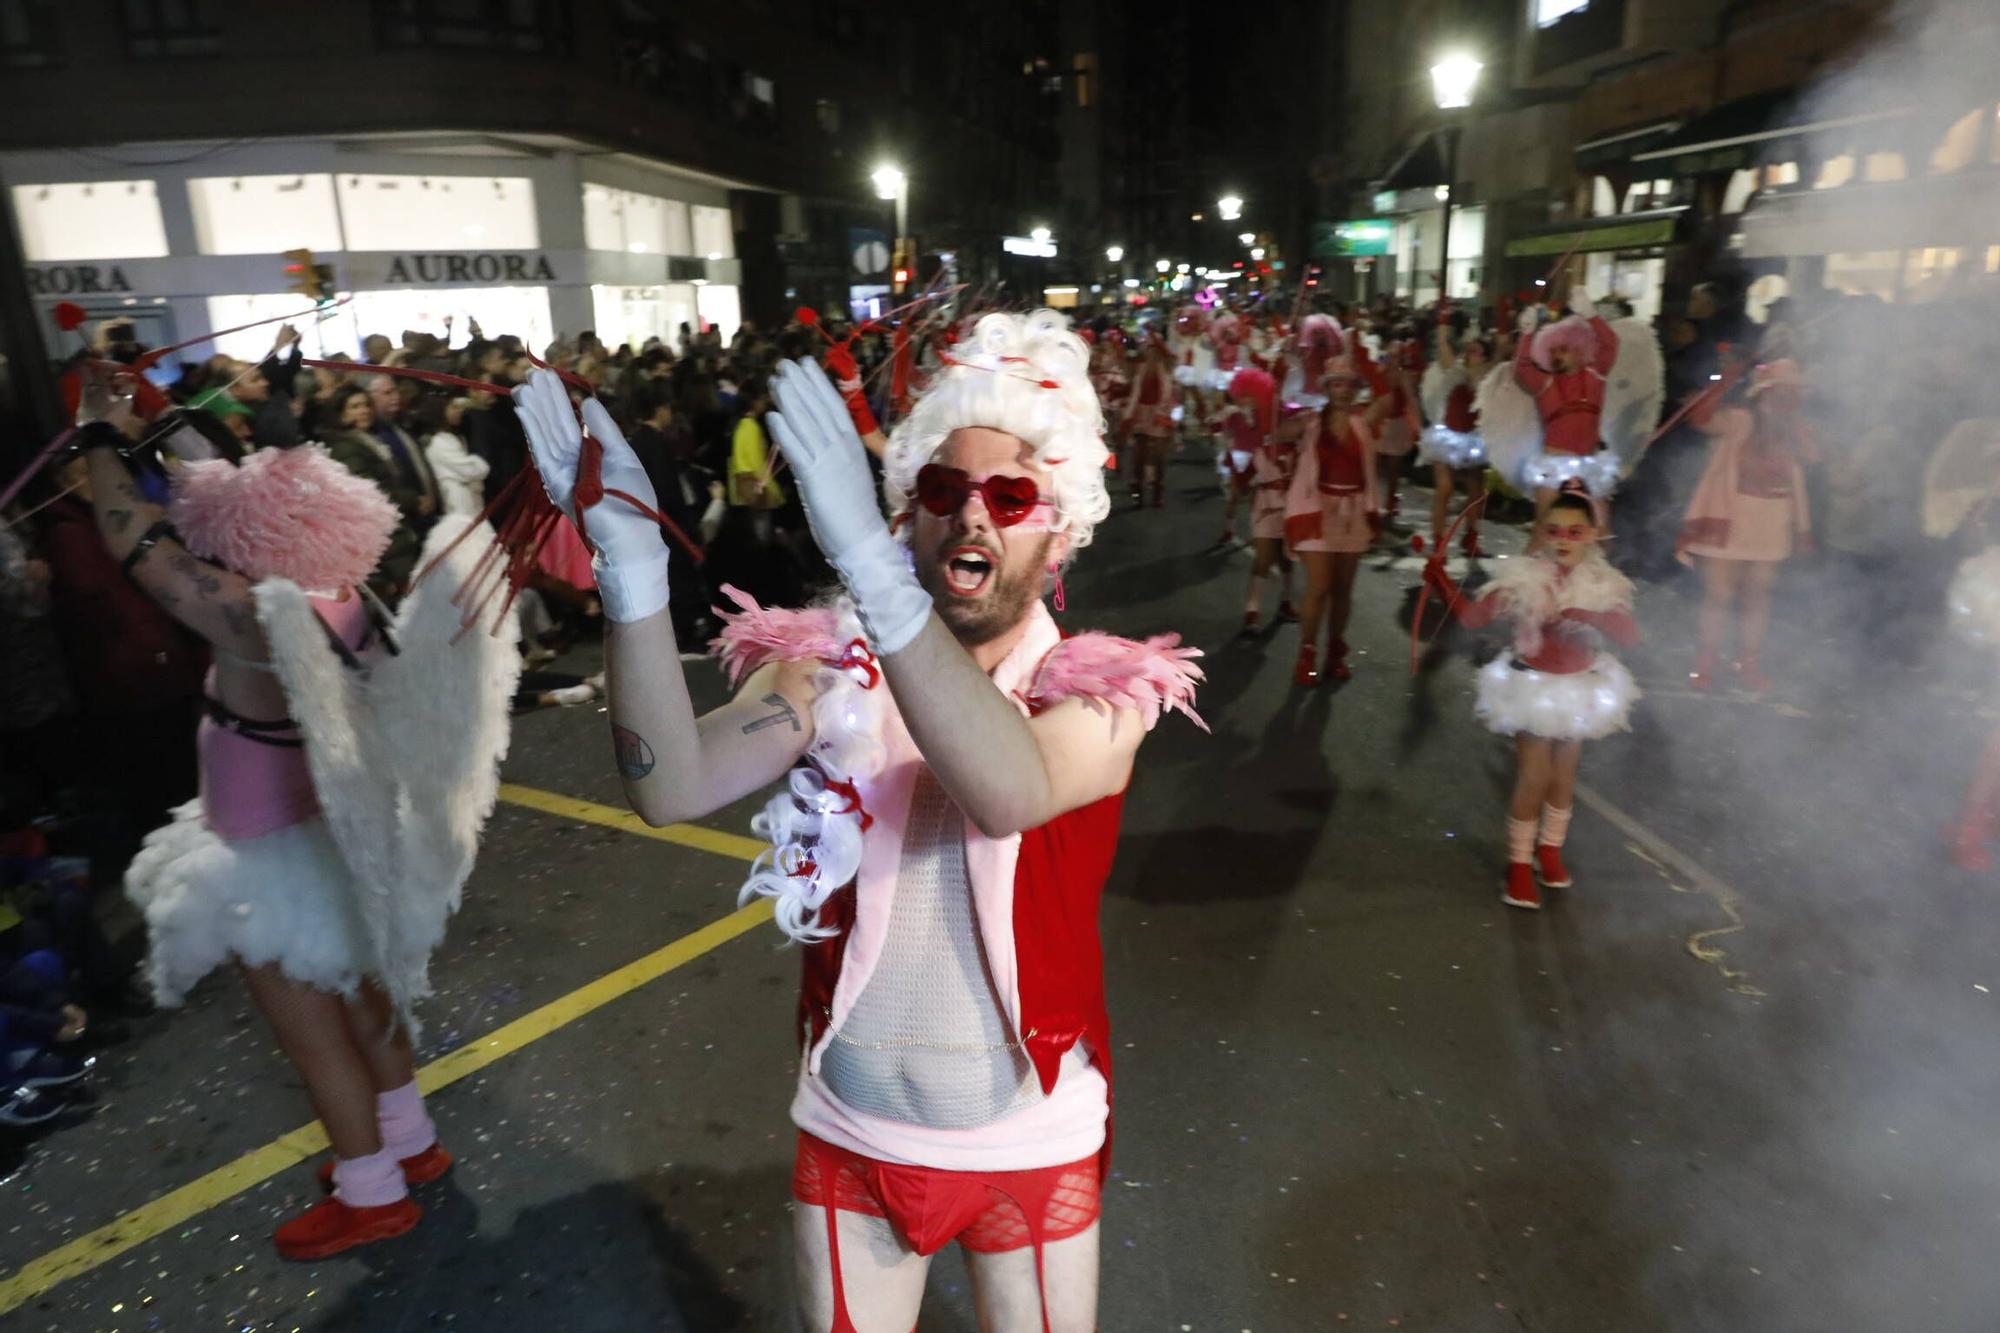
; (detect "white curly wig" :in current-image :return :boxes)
[881,309,1112,551]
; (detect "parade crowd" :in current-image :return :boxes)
[5,262,2000,1326]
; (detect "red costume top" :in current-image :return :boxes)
[1515,316,1617,456]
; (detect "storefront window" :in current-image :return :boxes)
[11,180,169,260]
[216,288,554,361]
[591,282,699,350]
[189,174,342,255]
[336,286,555,359]
[1904,247,1963,301]
[696,283,741,341]
[1824,251,1902,301]
[203,294,356,362]
[582,184,693,255]
[691,204,734,260]
[335,174,538,251]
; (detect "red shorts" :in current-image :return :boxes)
[793,1133,1101,1333]
[791,1132,1100,1255]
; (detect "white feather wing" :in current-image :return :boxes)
[1600,316,1665,477]
[1475,363,1541,486]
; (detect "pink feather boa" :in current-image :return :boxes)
[710,584,845,685]
[1023,632,1207,731]
[711,586,1206,729]
[168,444,398,590]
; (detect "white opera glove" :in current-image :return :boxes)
[1517,306,1541,336]
[1567,292,1599,322]
[766,356,931,654]
[513,368,670,623]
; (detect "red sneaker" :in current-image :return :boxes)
[1501,863,1541,910]
[1689,652,1718,692]
[1294,645,1320,687]
[274,1196,420,1261]
[317,1141,455,1194]
[1328,638,1351,681]
[1535,844,1572,889]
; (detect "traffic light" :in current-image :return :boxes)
[891,238,915,294]
[283,248,334,302]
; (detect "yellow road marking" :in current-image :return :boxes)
[498,781,768,861]
[0,793,769,1317]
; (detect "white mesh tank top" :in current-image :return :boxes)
[818,767,1042,1129]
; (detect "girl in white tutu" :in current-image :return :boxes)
[1423,483,1641,909]
[70,367,511,1260]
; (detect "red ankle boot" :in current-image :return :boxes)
[1689,651,1718,692]
[1501,863,1541,910]
[1294,645,1320,686]
[1327,637,1352,681]
[275,1195,421,1260]
[1535,844,1572,889]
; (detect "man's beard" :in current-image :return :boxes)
[917,531,1056,647]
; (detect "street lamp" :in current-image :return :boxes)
[1429,53,1482,304]
[1237,231,1255,246]
[873,163,910,290]
[1217,194,1244,222]
[1030,225,1052,245]
[1155,259,1171,274]
[1105,244,1124,263]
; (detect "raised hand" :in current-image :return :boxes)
[766,355,931,653]
[513,369,669,622]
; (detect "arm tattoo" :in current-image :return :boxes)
[169,549,222,595]
[222,602,256,638]
[612,724,656,780]
[740,692,801,735]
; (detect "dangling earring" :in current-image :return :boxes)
[1049,561,1066,613]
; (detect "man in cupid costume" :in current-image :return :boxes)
[511,310,1202,1332]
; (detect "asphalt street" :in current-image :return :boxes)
[7,454,2000,1332]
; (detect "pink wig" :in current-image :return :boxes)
[1531,314,1598,367]
[1228,366,1276,436]
[1297,313,1345,386]
[170,445,399,590]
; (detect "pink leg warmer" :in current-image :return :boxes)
[1506,816,1538,865]
[332,1146,408,1207]
[376,1080,436,1161]
[1539,803,1574,849]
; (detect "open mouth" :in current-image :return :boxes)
[942,545,996,597]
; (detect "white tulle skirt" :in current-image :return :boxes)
[1474,654,1639,741]
[125,800,388,1006]
[1417,425,1487,470]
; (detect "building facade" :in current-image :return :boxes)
[0,1,1065,382]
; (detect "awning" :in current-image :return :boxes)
[1376,134,1447,192]
[1573,119,1684,173]
[1630,89,1908,176]
[1737,172,2000,258]
[1503,207,1686,259]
